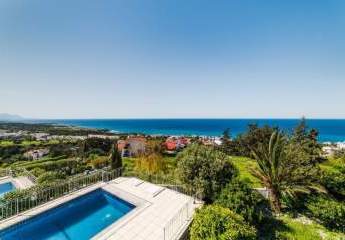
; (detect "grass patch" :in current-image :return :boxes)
[276,215,345,240]
[230,156,262,188]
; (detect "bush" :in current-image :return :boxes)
[190,205,257,240]
[49,143,76,157]
[306,195,345,232]
[24,158,78,171]
[88,156,108,169]
[321,168,345,200]
[37,171,65,184]
[215,178,271,225]
[30,167,46,177]
[177,144,237,202]
[82,138,113,156]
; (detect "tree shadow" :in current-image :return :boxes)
[257,217,291,240]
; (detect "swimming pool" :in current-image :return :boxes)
[0,182,15,197]
[0,189,135,240]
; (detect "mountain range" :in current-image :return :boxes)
[0,113,24,121]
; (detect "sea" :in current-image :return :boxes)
[31,119,345,143]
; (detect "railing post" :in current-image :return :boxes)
[16,199,19,214]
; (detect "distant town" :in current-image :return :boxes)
[0,122,344,164]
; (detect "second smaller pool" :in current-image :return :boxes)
[0,182,15,197]
[0,188,135,240]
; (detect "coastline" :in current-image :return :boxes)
[21,118,345,143]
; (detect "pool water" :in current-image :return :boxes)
[0,182,15,197]
[0,189,135,240]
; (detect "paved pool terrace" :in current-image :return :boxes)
[0,176,35,192]
[0,177,201,240]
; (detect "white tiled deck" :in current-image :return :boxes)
[12,176,35,189]
[0,177,200,240]
[0,176,34,190]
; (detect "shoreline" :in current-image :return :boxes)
[1,120,345,143]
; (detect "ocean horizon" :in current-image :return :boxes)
[26,118,345,142]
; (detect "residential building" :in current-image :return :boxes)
[24,149,50,160]
[117,137,146,157]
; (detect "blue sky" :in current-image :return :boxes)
[1,0,344,119]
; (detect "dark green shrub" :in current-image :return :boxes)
[215,178,271,225]
[190,205,257,240]
[306,195,345,232]
[321,168,345,199]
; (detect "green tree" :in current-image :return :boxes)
[251,131,321,213]
[215,178,271,225]
[177,144,237,202]
[228,124,277,157]
[78,140,87,162]
[145,140,164,155]
[109,143,122,169]
[219,128,234,155]
[222,128,231,143]
[292,118,323,163]
[135,153,165,175]
[190,205,257,240]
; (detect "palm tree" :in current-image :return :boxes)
[251,131,321,213]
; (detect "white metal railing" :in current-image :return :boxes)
[0,168,122,220]
[163,199,194,240]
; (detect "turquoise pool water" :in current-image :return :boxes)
[0,182,15,197]
[0,189,135,240]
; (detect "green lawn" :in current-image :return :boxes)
[276,215,345,240]
[230,156,262,187]
[0,141,14,147]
